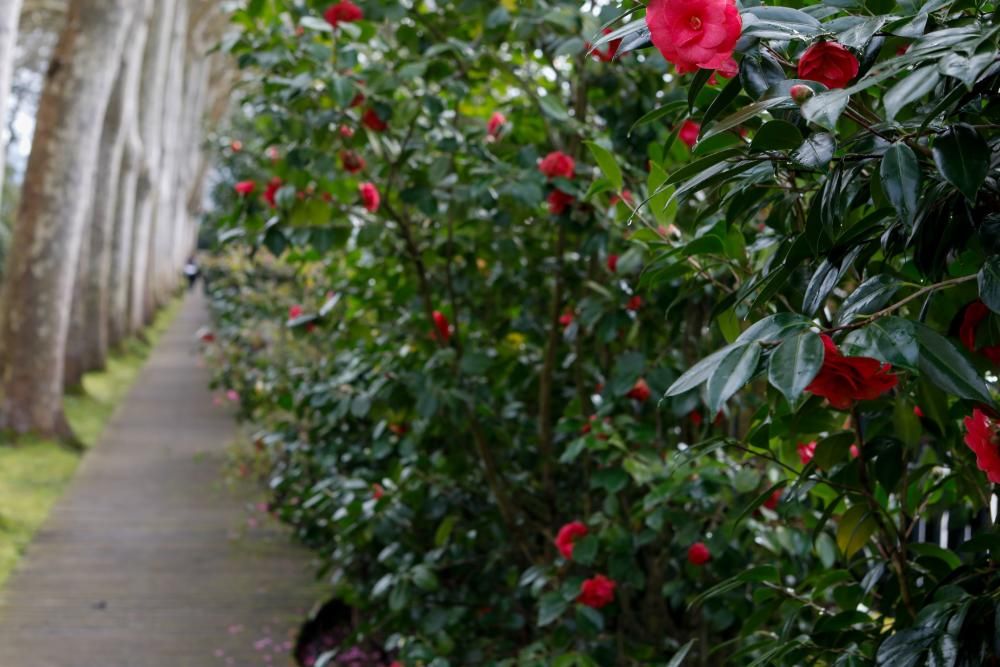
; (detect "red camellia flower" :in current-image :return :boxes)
[627,378,651,402]
[289,304,304,319]
[359,182,380,212]
[805,334,898,409]
[850,444,860,459]
[578,574,616,609]
[432,310,451,343]
[687,542,711,566]
[362,108,388,132]
[689,410,703,426]
[959,300,1000,364]
[234,180,256,196]
[350,91,366,108]
[763,488,781,510]
[340,150,366,174]
[679,120,700,148]
[547,189,575,215]
[607,254,619,273]
[487,111,506,136]
[797,41,860,90]
[627,295,643,312]
[372,483,385,500]
[230,140,243,152]
[646,0,741,75]
[914,405,925,418]
[339,124,355,138]
[559,311,574,328]
[964,409,1000,483]
[554,521,588,559]
[798,441,817,465]
[323,0,363,28]
[264,177,283,208]
[539,151,575,180]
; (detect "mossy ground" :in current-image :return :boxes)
[0,298,182,586]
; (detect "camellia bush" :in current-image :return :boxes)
[203,0,1000,664]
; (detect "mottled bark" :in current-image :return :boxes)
[0,0,132,441]
[0,0,24,214]
[65,2,152,385]
[106,1,152,349]
[128,0,177,334]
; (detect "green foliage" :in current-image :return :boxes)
[204,0,1000,664]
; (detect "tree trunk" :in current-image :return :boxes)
[72,1,153,373]
[0,0,132,442]
[0,0,23,215]
[106,1,152,349]
[128,0,177,335]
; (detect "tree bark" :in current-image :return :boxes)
[0,0,132,442]
[128,0,177,335]
[65,2,152,385]
[0,0,24,215]
[106,0,152,349]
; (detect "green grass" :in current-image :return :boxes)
[0,298,182,586]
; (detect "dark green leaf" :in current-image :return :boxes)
[843,317,919,370]
[978,256,1000,314]
[750,120,804,153]
[767,331,824,405]
[706,343,762,413]
[884,66,941,121]
[914,322,994,404]
[792,133,836,170]
[880,144,921,226]
[836,275,900,325]
[932,124,990,203]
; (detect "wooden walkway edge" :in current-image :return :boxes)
[0,291,321,667]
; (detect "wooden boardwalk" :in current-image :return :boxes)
[0,292,321,667]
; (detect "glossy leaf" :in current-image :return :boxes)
[880,144,920,226]
[932,124,990,202]
[767,331,824,405]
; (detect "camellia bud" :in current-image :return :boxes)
[789,84,814,105]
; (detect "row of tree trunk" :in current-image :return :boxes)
[0,0,229,442]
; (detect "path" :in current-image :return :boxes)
[0,291,322,667]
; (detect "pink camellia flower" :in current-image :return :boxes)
[266,146,280,162]
[289,305,304,319]
[964,409,1000,483]
[323,0,363,28]
[850,444,860,459]
[226,389,239,402]
[554,521,588,559]
[264,177,282,208]
[627,378,651,402]
[487,111,507,136]
[679,120,700,148]
[797,41,860,90]
[539,151,575,180]
[607,254,619,273]
[339,124,355,138]
[578,574,616,608]
[798,441,817,465]
[359,182,380,212]
[688,542,711,566]
[626,295,643,312]
[547,189,575,215]
[340,150,366,174]
[362,108,388,132]
[432,310,452,343]
[234,180,256,196]
[646,0,741,75]
[230,140,243,152]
